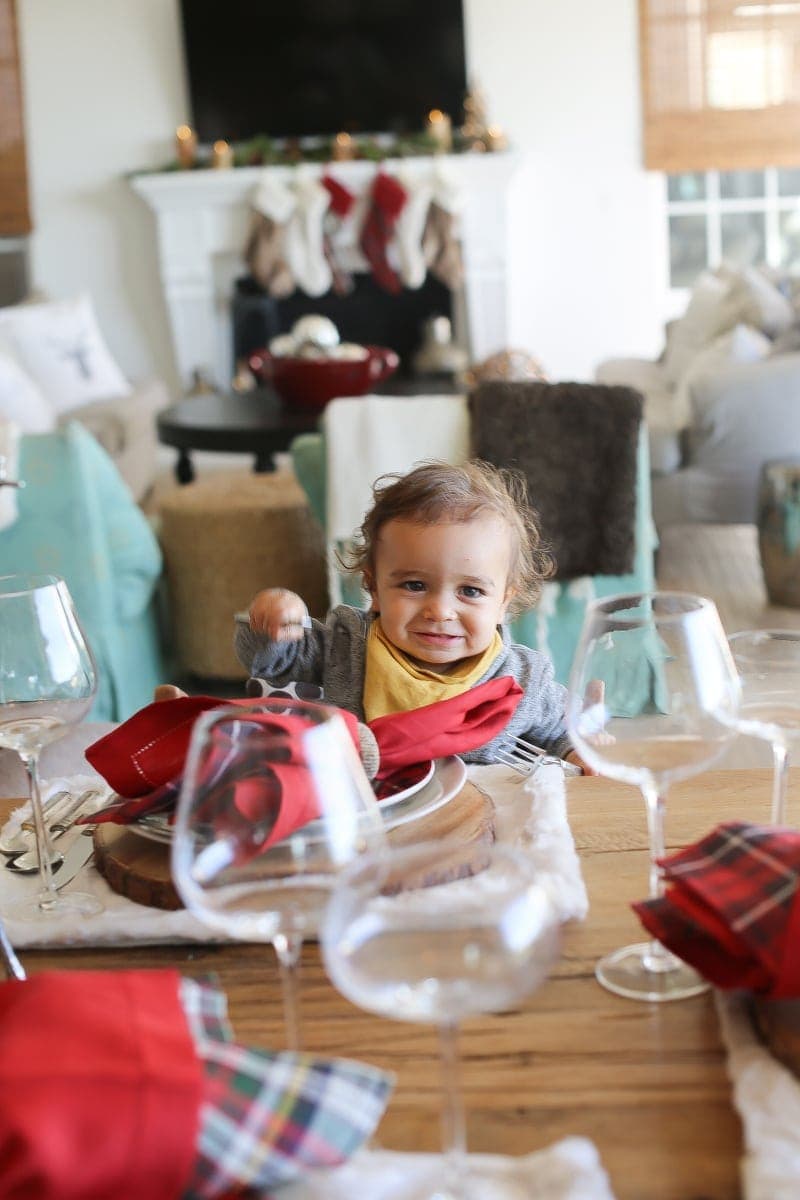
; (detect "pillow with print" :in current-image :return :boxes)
[0,294,131,415]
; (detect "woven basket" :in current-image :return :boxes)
[158,469,328,679]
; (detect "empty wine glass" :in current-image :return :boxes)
[171,699,386,1049]
[321,839,561,1199]
[0,573,101,919]
[727,629,800,825]
[568,591,740,1002]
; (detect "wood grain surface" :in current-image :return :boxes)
[6,766,785,1200]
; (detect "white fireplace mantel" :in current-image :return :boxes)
[132,153,518,390]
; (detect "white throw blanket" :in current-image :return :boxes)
[0,419,20,531]
[322,393,469,604]
[716,990,800,1199]
[0,763,587,947]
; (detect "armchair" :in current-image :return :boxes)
[0,423,166,720]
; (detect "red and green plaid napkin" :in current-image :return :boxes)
[181,977,393,1198]
[633,820,800,998]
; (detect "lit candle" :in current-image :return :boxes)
[486,124,508,152]
[426,109,452,153]
[331,131,355,161]
[211,139,234,169]
[175,124,197,169]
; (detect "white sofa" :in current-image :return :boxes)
[596,265,800,528]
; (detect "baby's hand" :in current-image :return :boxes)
[248,588,309,641]
[153,684,188,702]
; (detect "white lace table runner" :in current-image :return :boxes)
[0,763,588,949]
[716,991,800,1200]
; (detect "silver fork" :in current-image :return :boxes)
[5,789,101,873]
[0,789,72,856]
[495,735,582,778]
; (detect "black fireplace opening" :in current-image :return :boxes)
[232,274,455,381]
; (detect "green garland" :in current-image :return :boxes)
[142,129,504,175]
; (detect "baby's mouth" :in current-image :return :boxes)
[413,631,461,645]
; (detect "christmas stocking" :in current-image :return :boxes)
[359,171,408,294]
[321,174,357,296]
[422,168,465,292]
[393,169,433,290]
[248,174,296,298]
[284,172,333,298]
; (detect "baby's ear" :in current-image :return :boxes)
[363,571,379,612]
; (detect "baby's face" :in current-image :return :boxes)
[367,516,514,669]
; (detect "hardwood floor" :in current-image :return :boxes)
[655,522,800,769]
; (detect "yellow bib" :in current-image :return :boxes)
[363,621,502,721]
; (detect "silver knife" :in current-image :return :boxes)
[53,832,95,891]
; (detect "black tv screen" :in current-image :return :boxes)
[179,0,468,143]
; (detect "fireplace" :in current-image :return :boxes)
[132,154,517,391]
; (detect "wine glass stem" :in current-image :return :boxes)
[273,932,303,1051]
[20,751,59,912]
[438,1019,467,1191]
[771,743,790,825]
[642,782,676,972]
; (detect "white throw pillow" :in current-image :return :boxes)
[662,271,735,386]
[0,294,131,414]
[718,264,795,339]
[0,351,56,433]
[681,323,771,427]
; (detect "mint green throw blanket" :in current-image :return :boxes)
[0,423,165,720]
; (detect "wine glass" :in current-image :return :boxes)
[321,839,561,1200]
[0,573,101,919]
[171,699,386,1050]
[568,591,740,1002]
[727,629,800,825]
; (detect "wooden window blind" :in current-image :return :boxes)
[0,0,30,236]
[640,0,800,171]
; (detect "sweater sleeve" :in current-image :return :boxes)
[233,618,327,686]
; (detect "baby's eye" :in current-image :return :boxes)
[460,585,485,599]
[400,580,425,592]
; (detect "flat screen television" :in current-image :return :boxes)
[179,0,468,143]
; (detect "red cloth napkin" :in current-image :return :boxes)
[0,969,201,1200]
[85,697,360,798]
[633,820,800,998]
[369,676,523,779]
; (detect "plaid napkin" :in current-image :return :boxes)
[633,821,800,998]
[0,968,392,1200]
[181,977,393,1198]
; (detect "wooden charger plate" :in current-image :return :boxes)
[93,778,495,911]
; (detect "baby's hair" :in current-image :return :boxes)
[346,459,554,615]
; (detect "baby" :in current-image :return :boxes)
[235,459,591,774]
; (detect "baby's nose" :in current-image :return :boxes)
[423,592,455,619]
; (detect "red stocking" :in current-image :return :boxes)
[321,174,357,296]
[359,172,408,294]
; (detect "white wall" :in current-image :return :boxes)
[16,0,667,393]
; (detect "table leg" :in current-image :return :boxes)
[253,452,275,473]
[176,450,195,484]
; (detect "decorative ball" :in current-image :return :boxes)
[462,348,549,391]
[268,333,298,357]
[291,314,340,353]
[332,342,369,361]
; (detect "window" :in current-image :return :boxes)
[667,166,800,287]
[640,1,800,171]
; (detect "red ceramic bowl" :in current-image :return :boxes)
[248,345,400,413]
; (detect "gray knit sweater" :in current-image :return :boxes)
[235,606,574,766]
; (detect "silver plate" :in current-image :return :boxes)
[129,757,467,844]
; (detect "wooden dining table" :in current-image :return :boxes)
[6,766,783,1200]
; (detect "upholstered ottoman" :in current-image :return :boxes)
[158,469,328,679]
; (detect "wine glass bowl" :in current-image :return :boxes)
[171,699,386,1048]
[0,573,100,919]
[568,591,740,1002]
[322,839,561,1198]
[726,629,800,825]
